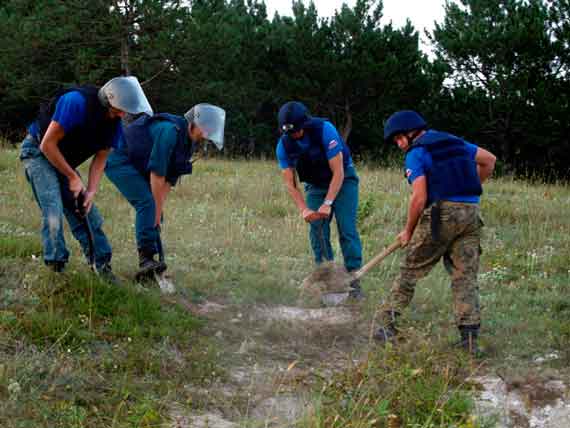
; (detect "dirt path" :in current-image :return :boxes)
[167,299,570,428]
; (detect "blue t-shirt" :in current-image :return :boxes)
[405,140,480,203]
[146,120,180,178]
[29,91,122,148]
[275,121,353,170]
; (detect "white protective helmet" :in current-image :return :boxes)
[98,76,153,116]
[184,103,226,150]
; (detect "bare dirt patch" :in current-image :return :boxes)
[473,371,570,428]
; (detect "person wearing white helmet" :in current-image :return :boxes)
[105,102,225,280]
[19,76,151,282]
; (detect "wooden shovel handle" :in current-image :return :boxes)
[353,239,401,280]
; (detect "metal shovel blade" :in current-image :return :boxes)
[154,271,175,294]
[154,226,175,294]
[321,292,350,307]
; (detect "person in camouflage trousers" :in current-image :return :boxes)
[376,111,496,355]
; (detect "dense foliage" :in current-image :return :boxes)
[0,0,568,175]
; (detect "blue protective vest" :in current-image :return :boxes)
[122,113,193,183]
[282,118,335,187]
[37,86,119,168]
[409,130,482,206]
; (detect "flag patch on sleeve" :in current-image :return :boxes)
[406,168,412,178]
[328,140,338,149]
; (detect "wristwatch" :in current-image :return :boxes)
[323,199,334,206]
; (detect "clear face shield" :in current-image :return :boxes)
[184,104,226,150]
[98,76,153,116]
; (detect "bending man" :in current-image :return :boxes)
[105,104,225,280]
[276,101,363,298]
[20,76,152,282]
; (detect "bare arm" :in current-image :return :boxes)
[39,120,84,195]
[87,149,110,194]
[282,168,321,222]
[81,148,111,212]
[475,147,496,183]
[399,176,428,246]
[317,152,344,217]
[150,172,172,226]
[325,152,344,202]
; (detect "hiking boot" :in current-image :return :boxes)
[97,263,121,286]
[136,248,166,280]
[348,279,364,300]
[373,310,400,345]
[373,324,398,344]
[46,261,66,273]
[456,325,480,356]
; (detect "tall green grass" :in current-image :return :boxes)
[1,142,569,427]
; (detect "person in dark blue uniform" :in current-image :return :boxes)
[276,101,363,297]
[375,110,496,355]
[20,76,152,282]
[105,104,225,280]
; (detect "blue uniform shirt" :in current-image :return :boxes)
[28,91,122,148]
[146,120,181,178]
[275,121,353,170]
[405,140,480,203]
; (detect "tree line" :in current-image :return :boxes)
[0,0,568,176]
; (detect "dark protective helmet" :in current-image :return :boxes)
[383,110,427,142]
[278,101,311,134]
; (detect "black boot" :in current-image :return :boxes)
[136,248,166,280]
[373,311,400,344]
[97,263,121,286]
[374,324,397,344]
[46,261,66,273]
[348,279,365,300]
[457,325,480,356]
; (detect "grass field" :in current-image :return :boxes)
[1,142,569,427]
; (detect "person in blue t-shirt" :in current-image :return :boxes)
[374,110,496,355]
[105,104,225,280]
[20,76,153,282]
[276,101,363,299]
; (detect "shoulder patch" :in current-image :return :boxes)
[405,168,412,178]
[328,140,338,150]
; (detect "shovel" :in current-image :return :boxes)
[154,227,176,295]
[75,191,96,272]
[350,239,402,282]
[301,236,401,305]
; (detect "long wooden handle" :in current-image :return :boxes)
[353,239,401,280]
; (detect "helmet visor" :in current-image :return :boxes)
[185,104,226,150]
[99,76,153,116]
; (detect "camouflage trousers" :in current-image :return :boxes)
[380,201,483,328]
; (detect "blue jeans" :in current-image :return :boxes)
[305,166,362,272]
[104,149,159,254]
[19,134,112,268]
